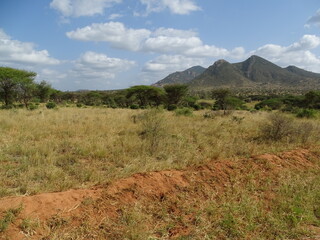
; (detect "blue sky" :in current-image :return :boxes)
[0,0,320,90]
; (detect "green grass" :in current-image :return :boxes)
[0,205,22,233]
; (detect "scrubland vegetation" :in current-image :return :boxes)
[0,107,319,198]
[1,67,320,239]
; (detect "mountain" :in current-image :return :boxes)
[152,66,205,86]
[189,59,254,88]
[155,55,320,90]
[285,65,320,79]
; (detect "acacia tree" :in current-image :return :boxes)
[126,85,165,108]
[0,67,36,107]
[17,77,37,108]
[163,84,188,106]
[36,80,53,102]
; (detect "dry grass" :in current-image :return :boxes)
[0,107,319,197]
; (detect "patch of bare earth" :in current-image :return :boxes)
[0,149,319,239]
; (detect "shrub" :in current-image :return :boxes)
[76,103,83,108]
[198,101,213,109]
[175,107,193,116]
[259,113,294,141]
[28,104,38,110]
[138,109,166,154]
[130,104,139,109]
[296,109,316,118]
[46,102,56,109]
[167,104,177,111]
[255,98,283,110]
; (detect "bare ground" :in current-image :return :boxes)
[1,149,320,239]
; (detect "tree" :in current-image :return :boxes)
[304,91,320,109]
[36,81,53,102]
[83,91,103,106]
[211,89,230,113]
[0,67,36,107]
[126,85,165,108]
[164,84,188,106]
[16,77,37,108]
[212,89,245,113]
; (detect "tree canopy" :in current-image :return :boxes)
[0,67,36,106]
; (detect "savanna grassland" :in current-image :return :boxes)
[0,107,320,239]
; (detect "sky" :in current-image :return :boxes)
[0,0,320,91]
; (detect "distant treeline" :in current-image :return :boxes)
[1,67,320,116]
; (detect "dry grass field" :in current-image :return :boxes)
[0,107,320,239]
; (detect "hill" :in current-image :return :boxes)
[152,66,205,86]
[189,59,254,88]
[153,55,320,90]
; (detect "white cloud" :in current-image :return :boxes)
[306,9,320,28]
[108,13,123,20]
[144,36,202,53]
[252,35,320,72]
[66,22,151,51]
[143,54,203,72]
[287,35,320,51]
[0,29,60,66]
[50,0,122,17]
[66,22,244,59]
[71,51,135,80]
[184,45,230,58]
[37,68,67,83]
[139,0,200,15]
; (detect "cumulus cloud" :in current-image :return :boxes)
[143,54,203,72]
[66,22,151,51]
[66,22,245,59]
[252,35,320,72]
[139,0,200,15]
[50,0,122,17]
[306,9,320,27]
[71,51,135,80]
[37,68,67,83]
[0,29,60,66]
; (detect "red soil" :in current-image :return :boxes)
[0,149,319,239]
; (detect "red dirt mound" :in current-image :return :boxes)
[0,149,319,239]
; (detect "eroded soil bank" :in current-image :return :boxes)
[1,149,320,239]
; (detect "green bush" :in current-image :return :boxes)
[175,107,193,116]
[28,104,38,110]
[46,102,56,109]
[167,104,177,111]
[130,104,139,109]
[255,98,283,110]
[296,109,316,118]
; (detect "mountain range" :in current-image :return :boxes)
[153,55,320,90]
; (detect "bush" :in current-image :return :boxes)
[28,104,38,110]
[198,101,213,109]
[259,113,294,141]
[296,109,316,118]
[76,103,83,108]
[138,109,166,154]
[167,104,177,111]
[130,104,139,109]
[175,107,193,116]
[46,102,56,109]
[255,98,283,110]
